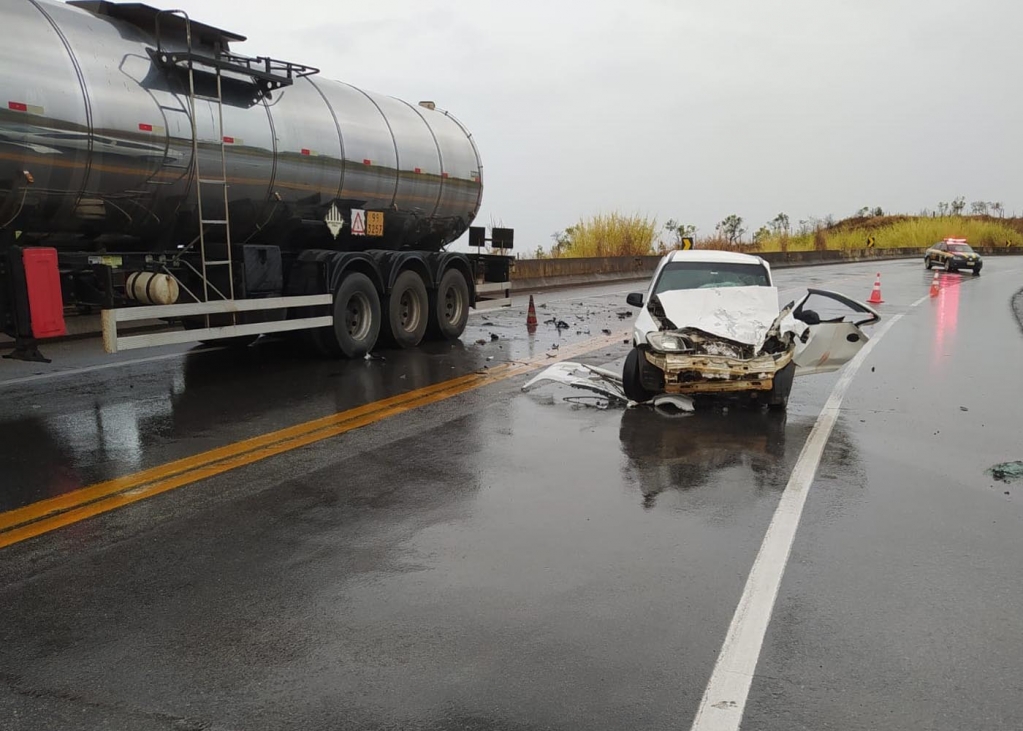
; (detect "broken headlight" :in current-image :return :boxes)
[646,332,692,353]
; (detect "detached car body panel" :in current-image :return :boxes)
[625,250,880,407]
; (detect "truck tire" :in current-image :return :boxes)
[428,268,470,340]
[324,272,381,358]
[384,270,429,348]
[765,362,795,411]
[623,348,654,403]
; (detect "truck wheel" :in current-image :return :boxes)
[623,348,654,403]
[328,272,381,358]
[766,362,795,411]
[385,270,429,348]
[428,268,470,340]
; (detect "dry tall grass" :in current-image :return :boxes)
[548,213,658,258]
[750,216,1022,253]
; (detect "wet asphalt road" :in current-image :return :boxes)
[2,258,1023,730]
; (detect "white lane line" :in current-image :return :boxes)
[689,310,907,731]
[0,347,223,388]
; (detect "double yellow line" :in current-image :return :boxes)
[0,332,626,549]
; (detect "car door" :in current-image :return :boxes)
[788,289,881,375]
[933,242,947,265]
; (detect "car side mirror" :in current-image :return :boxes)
[626,292,644,308]
[795,309,821,325]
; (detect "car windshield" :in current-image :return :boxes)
[947,244,974,253]
[653,261,771,293]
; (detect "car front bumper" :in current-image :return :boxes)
[643,349,794,395]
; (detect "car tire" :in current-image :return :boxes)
[973,265,982,276]
[925,256,933,270]
[946,260,957,273]
[766,362,795,412]
[623,348,655,403]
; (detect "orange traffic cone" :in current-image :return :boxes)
[929,271,940,298]
[526,295,538,332]
[867,272,884,304]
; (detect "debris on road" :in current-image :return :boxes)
[602,329,612,335]
[475,339,487,346]
[616,311,631,320]
[490,333,500,341]
[522,362,695,412]
[555,320,570,330]
[987,461,1023,483]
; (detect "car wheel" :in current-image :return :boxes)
[973,265,982,276]
[946,260,957,273]
[766,363,795,412]
[623,348,655,403]
[925,256,933,270]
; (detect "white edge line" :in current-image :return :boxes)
[689,309,908,731]
[0,347,225,389]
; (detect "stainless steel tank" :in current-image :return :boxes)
[0,0,484,252]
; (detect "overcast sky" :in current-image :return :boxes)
[167,0,1021,250]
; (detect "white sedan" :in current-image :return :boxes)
[623,250,880,409]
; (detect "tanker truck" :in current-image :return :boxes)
[0,0,513,362]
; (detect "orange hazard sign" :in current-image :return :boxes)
[367,211,384,237]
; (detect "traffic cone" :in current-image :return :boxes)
[867,272,884,304]
[929,271,940,298]
[526,295,538,332]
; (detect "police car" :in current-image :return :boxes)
[924,238,982,275]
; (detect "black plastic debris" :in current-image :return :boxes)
[602,328,612,335]
[490,333,500,341]
[555,320,570,330]
[616,311,631,320]
[475,339,487,346]
[960,406,969,412]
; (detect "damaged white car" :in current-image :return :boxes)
[623,250,880,409]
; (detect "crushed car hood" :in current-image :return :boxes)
[653,286,781,347]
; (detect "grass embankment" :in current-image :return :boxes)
[752,216,1023,253]
[540,213,1023,258]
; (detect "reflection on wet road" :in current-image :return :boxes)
[2,258,1023,730]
